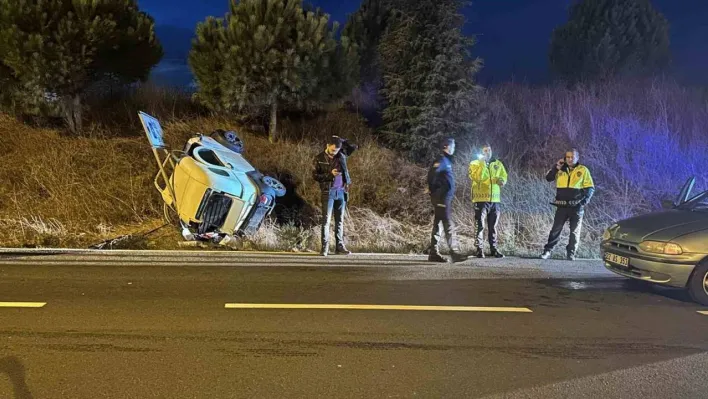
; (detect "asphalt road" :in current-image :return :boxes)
[0,249,707,399]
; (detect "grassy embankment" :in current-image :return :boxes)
[2,79,705,257]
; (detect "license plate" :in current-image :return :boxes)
[604,252,629,267]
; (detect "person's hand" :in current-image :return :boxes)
[497,179,506,187]
[556,159,564,170]
[332,169,341,176]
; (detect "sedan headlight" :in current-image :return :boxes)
[639,241,683,255]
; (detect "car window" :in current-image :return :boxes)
[197,148,225,167]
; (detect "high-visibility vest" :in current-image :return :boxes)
[553,164,594,203]
[469,159,508,203]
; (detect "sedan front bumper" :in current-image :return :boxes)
[601,241,698,288]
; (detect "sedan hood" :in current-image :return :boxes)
[614,210,708,243]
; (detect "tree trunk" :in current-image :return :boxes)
[60,94,82,134]
[268,98,278,143]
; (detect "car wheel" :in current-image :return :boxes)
[687,260,708,306]
[262,176,286,197]
[210,129,243,153]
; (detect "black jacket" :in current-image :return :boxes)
[312,151,352,192]
[427,152,455,205]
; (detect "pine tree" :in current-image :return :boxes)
[549,0,670,83]
[343,0,389,87]
[0,0,162,133]
[0,61,31,114]
[378,0,482,161]
[189,0,358,143]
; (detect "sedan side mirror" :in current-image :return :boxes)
[661,199,675,209]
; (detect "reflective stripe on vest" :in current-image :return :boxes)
[469,159,506,203]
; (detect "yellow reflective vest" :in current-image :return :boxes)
[469,159,508,203]
[546,163,595,206]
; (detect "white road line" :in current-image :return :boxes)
[0,302,46,308]
[224,303,532,312]
[698,311,708,316]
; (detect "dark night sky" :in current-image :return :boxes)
[138,0,708,86]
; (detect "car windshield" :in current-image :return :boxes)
[678,190,708,211]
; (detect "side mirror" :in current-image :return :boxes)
[661,199,675,209]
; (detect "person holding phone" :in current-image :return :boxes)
[540,148,595,260]
[312,136,356,256]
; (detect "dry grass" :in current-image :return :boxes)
[1,78,705,258]
[0,113,162,246]
[0,107,432,251]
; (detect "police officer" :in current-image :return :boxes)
[468,144,508,258]
[312,136,356,256]
[427,138,469,263]
[541,148,595,260]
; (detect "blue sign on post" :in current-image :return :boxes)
[138,111,166,149]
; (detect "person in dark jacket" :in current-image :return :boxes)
[312,136,356,256]
[540,148,595,260]
[427,138,469,263]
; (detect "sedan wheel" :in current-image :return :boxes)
[687,261,708,306]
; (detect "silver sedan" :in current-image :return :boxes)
[601,177,708,305]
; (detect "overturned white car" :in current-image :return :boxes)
[139,112,286,242]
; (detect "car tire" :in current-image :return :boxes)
[210,129,243,153]
[687,260,708,306]
[262,176,286,197]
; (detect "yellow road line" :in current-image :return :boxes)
[0,302,46,308]
[224,303,532,312]
[698,311,708,316]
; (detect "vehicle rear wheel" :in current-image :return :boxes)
[210,129,243,153]
[687,260,708,306]
[262,175,286,197]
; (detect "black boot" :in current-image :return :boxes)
[491,248,505,258]
[474,248,485,258]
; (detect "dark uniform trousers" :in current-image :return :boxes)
[544,206,584,255]
[474,202,500,250]
[321,188,346,248]
[430,202,459,254]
